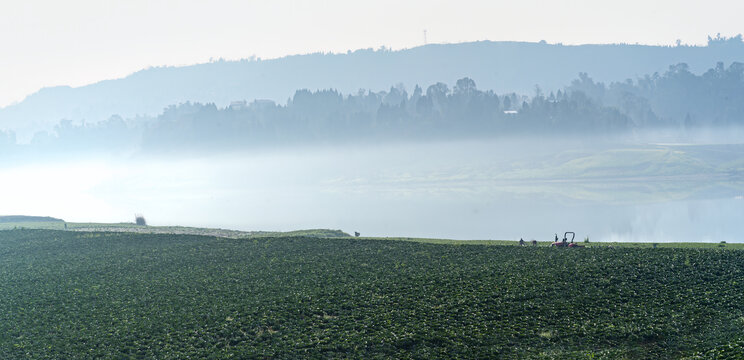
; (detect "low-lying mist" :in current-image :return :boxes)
[2,135,742,242]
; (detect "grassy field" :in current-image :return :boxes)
[0,229,742,358]
[363,236,744,249]
[0,221,349,239]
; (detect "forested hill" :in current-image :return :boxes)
[2,35,744,140]
[3,61,744,157]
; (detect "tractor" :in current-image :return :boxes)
[551,231,583,248]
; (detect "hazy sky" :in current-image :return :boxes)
[1,0,742,107]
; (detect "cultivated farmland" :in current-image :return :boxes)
[0,230,742,358]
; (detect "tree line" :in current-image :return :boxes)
[5,61,744,156]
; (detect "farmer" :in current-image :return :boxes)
[519,238,525,246]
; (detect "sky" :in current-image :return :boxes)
[1,0,743,107]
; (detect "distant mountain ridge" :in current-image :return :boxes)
[2,38,744,140]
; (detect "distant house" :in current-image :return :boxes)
[229,100,247,110]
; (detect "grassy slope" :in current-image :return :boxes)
[0,215,64,223]
[345,143,744,204]
[501,144,744,181]
[1,229,743,358]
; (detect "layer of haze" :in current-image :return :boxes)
[1,139,742,242]
[2,0,744,106]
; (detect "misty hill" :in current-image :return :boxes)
[0,215,64,223]
[8,60,743,159]
[3,35,744,140]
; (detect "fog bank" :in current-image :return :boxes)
[2,139,741,242]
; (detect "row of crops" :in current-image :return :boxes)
[0,229,742,358]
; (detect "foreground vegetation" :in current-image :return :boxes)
[0,229,742,358]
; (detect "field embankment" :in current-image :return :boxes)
[0,220,348,238]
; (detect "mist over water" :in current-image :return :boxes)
[2,138,741,242]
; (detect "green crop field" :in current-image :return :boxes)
[1,229,743,359]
